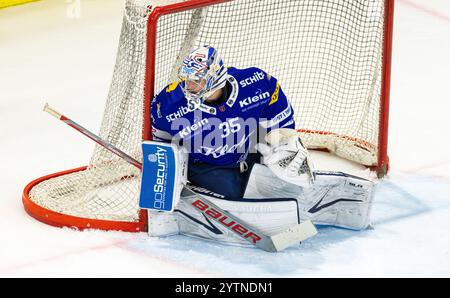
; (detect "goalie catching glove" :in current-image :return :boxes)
[257,128,314,187]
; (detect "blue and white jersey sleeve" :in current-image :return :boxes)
[150,90,174,143]
[259,74,295,133]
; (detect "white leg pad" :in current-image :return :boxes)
[147,210,179,237]
[245,164,374,230]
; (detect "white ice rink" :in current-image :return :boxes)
[1,0,450,277]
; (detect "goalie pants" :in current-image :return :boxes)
[188,153,261,199]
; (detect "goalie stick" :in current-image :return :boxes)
[43,103,317,252]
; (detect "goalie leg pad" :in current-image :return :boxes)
[175,187,300,247]
[245,164,374,230]
[147,210,179,237]
[300,172,374,230]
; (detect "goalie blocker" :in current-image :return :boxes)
[140,141,187,212]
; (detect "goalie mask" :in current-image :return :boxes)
[178,45,227,104]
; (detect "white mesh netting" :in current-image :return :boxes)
[27,0,389,227]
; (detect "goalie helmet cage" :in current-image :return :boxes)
[22,0,394,232]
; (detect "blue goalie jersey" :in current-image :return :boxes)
[150,67,295,166]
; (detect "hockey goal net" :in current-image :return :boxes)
[23,0,394,232]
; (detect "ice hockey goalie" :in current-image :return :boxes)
[143,45,374,247]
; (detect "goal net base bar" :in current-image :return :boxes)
[22,166,148,232]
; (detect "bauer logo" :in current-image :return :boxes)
[140,142,176,212]
[191,199,262,244]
